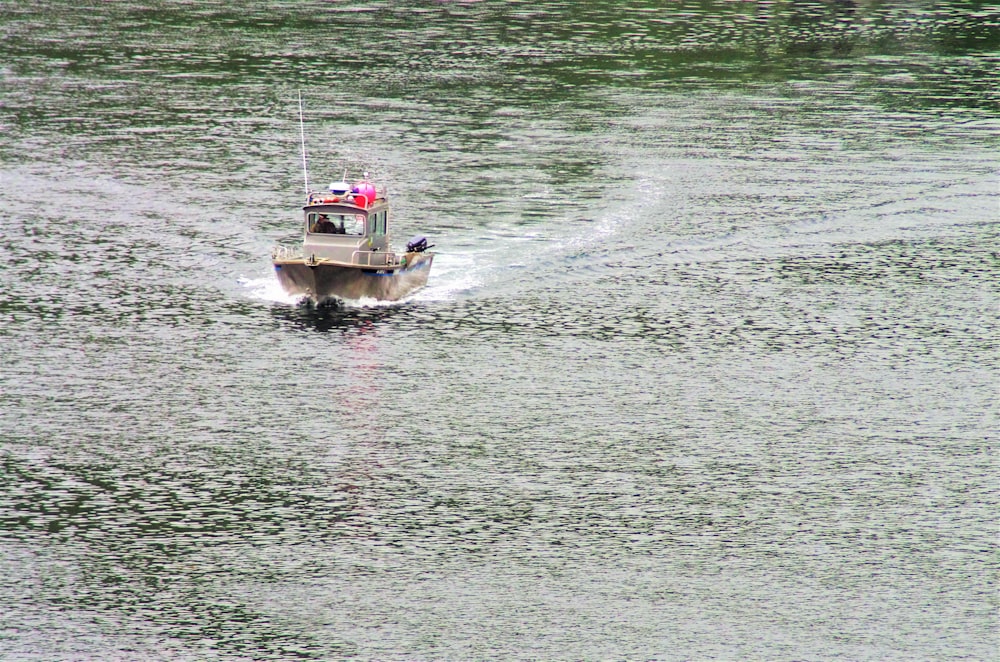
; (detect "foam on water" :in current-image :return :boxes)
[238,272,303,306]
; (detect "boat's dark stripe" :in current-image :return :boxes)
[362,261,432,277]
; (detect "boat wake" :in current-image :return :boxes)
[409,251,483,302]
[239,274,303,306]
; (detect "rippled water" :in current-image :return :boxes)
[1,1,997,659]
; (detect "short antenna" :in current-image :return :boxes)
[298,91,309,195]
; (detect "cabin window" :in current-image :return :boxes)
[370,211,386,237]
[306,212,366,235]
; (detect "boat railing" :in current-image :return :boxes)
[271,244,301,261]
[306,191,386,208]
[273,244,403,268]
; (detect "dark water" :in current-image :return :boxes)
[1,1,997,659]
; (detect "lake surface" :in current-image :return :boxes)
[1,1,997,659]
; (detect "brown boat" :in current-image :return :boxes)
[271,177,434,305]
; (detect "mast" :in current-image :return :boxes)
[298,91,309,195]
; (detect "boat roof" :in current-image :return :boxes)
[304,182,387,212]
[304,202,374,213]
[303,197,387,213]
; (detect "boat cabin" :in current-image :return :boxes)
[301,195,393,267]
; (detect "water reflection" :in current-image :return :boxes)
[268,300,408,334]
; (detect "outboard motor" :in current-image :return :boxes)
[406,235,434,253]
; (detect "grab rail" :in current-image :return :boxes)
[306,192,385,207]
[271,244,301,260]
[273,244,402,269]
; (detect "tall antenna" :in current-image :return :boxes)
[298,91,309,195]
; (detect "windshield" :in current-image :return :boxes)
[306,212,366,235]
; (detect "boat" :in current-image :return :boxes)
[271,175,435,305]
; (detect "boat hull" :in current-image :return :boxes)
[273,252,434,304]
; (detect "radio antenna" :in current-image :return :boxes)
[298,91,309,195]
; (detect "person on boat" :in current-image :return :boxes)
[311,214,337,234]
